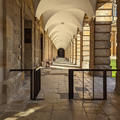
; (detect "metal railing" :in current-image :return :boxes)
[69,69,120,100]
[10,67,41,100]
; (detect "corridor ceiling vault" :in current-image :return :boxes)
[36,0,96,49]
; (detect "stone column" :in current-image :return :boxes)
[0,0,3,104]
[111,24,117,56]
[75,37,77,65]
[70,42,71,61]
[82,22,90,68]
[44,32,49,61]
[72,41,74,63]
[90,18,95,69]
[94,0,112,73]
[48,38,52,61]
[48,38,50,60]
[51,43,53,61]
[70,41,73,63]
[53,44,57,59]
[73,38,75,64]
[76,29,81,66]
[73,36,76,64]
[116,0,120,93]
[80,32,83,68]
[65,43,71,59]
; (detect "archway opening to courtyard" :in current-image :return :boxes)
[58,48,65,58]
[110,0,117,78]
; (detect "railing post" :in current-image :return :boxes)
[39,69,41,91]
[83,71,84,100]
[103,70,107,100]
[34,69,36,100]
[30,70,33,100]
[69,69,74,99]
[93,71,95,99]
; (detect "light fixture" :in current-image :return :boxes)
[61,22,64,25]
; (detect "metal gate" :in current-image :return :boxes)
[69,69,120,100]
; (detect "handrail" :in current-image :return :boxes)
[36,66,43,71]
[10,69,33,72]
[69,68,120,72]
[10,66,42,100]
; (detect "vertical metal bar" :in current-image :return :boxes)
[69,70,74,99]
[39,69,41,91]
[103,70,107,100]
[33,69,36,100]
[83,71,84,100]
[93,71,95,100]
[30,70,33,100]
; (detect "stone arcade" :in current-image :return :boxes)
[0,0,120,120]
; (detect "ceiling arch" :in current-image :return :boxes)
[48,24,78,37]
[36,0,96,19]
[45,10,84,31]
[36,0,96,49]
[51,31,73,42]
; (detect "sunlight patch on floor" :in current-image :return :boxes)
[4,106,44,120]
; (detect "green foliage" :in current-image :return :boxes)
[110,59,116,77]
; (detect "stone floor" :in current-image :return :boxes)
[0,63,120,120]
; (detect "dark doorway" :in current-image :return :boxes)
[24,20,32,76]
[58,48,65,58]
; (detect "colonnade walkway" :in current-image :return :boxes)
[0,59,120,120]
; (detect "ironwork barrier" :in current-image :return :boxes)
[10,67,41,100]
[69,69,120,100]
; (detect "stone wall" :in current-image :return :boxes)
[1,0,41,104]
[3,0,23,103]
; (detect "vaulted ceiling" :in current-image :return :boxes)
[36,0,96,49]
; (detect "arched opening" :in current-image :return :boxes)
[58,48,65,58]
